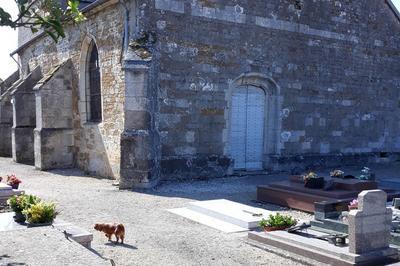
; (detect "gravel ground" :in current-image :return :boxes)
[1,157,399,266]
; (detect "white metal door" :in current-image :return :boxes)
[230,86,265,170]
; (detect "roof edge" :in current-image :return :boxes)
[10,0,115,56]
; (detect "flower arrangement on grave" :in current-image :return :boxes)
[348,199,358,210]
[7,194,41,223]
[302,172,325,189]
[6,174,22,189]
[357,167,375,181]
[330,170,344,179]
[259,213,297,232]
[23,201,57,225]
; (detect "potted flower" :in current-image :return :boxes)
[330,170,344,179]
[6,174,22,189]
[358,167,375,181]
[259,213,297,232]
[23,201,57,226]
[302,172,325,189]
[7,194,41,223]
[348,199,358,211]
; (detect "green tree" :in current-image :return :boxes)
[0,0,86,42]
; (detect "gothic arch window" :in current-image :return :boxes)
[85,41,102,122]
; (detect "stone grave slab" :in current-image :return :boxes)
[250,190,399,265]
[52,219,94,248]
[258,176,400,212]
[0,212,26,232]
[187,199,274,229]
[169,199,275,232]
[0,212,93,248]
[0,183,11,190]
[248,229,398,265]
[168,207,249,233]
[0,183,24,204]
[0,226,108,265]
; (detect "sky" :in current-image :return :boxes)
[1,0,400,81]
[0,1,18,81]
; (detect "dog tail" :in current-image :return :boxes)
[116,223,125,234]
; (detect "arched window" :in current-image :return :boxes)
[86,41,102,122]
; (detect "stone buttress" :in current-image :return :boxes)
[10,67,42,165]
[33,60,74,170]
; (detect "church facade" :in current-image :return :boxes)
[1,0,400,188]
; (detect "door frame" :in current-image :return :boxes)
[224,73,282,171]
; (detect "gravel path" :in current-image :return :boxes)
[2,158,398,266]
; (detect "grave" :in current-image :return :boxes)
[0,226,108,265]
[0,212,93,248]
[257,176,400,212]
[311,196,400,246]
[248,190,399,265]
[0,183,24,204]
[169,199,276,233]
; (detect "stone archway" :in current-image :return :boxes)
[225,73,282,171]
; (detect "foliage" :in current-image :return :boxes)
[0,0,86,42]
[6,174,22,186]
[23,201,57,224]
[302,172,318,182]
[129,31,157,59]
[7,194,41,213]
[358,167,375,180]
[330,169,344,178]
[259,213,297,228]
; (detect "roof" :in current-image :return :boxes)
[10,0,112,56]
[60,0,97,10]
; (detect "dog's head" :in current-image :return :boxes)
[94,223,103,231]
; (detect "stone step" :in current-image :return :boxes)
[52,219,93,248]
[0,183,12,191]
[187,199,274,229]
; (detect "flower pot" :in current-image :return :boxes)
[10,183,19,190]
[348,205,358,211]
[263,225,291,232]
[26,221,53,228]
[304,177,325,189]
[13,212,26,223]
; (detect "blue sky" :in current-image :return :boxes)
[0,0,400,80]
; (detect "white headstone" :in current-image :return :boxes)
[348,190,392,254]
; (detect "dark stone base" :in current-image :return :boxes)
[267,153,400,173]
[257,177,400,212]
[34,128,73,170]
[0,123,12,157]
[161,155,233,181]
[120,130,160,189]
[12,127,35,165]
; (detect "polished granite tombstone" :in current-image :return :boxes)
[257,176,400,212]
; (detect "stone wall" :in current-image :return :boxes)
[139,0,400,179]
[34,60,74,170]
[0,71,19,157]
[17,3,125,179]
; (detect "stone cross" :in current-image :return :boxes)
[348,190,392,254]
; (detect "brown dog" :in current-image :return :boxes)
[94,223,125,244]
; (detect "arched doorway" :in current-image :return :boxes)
[230,85,265,170]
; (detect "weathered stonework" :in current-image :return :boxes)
[0,71,19,157]
[33,60,74,170]
[11,67,42,165]
[3,0,400,188]
[15,2,125,179]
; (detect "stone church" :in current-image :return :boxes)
[0,0,400,189]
